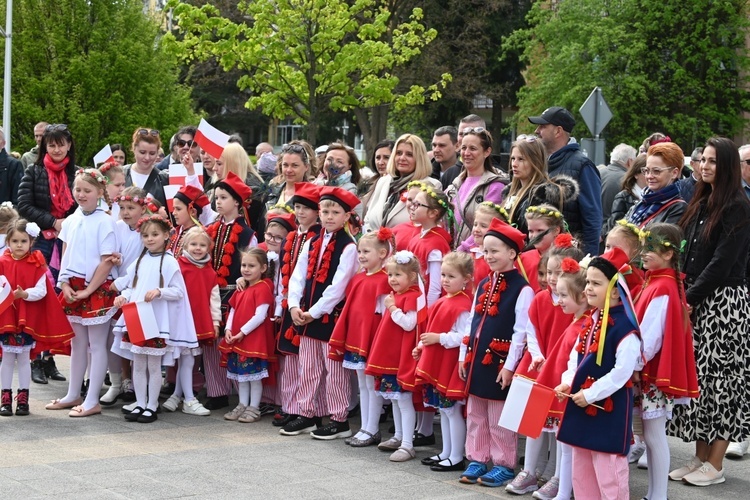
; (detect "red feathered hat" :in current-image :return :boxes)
[319,186,361,213]
[175,184,210,210]
[484,218,525,253]
[217,171,252,207]
[291,182,321,210]
[267,212,297,232]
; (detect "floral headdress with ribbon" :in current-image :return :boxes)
[479,201,510,223]
[76,167,108,186]
[639,229,686,254]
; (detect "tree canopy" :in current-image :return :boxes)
[504,0,750,151]
[1,0,197,163]
[165,0,450,152]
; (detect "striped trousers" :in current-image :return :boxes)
[465,395,517,467]
[298,337,350,421]
[279,354,301,415]
[572,448,629,499]
[202,340,230,398]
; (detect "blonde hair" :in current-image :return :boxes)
[443,251,473,277]
[75,168,111,208]
[608,222,642,259]
[525,203,566,232]
[386,134,432,180]
[385,254,421,283]
[0,203,19,234]
[219,142,262,184]
[558,266,587,297]
[475,202,510,223]
[359,230,394,257]
[182,226,212,248]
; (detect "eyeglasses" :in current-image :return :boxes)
[460,127,486,136]
[742,159,750,166]
[516,134,537,143]
[410,202,431,210]
[281,144,309,162]
[45,124,68,132]
[640,167,674,176]
[264,232,285,243]
[176,139,196,147]
[137,128,160,137]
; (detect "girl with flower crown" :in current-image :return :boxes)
[519,205,565,293]
[466,201,509,290]
[0,219,74,417]
[366,250,427,462]
[328,227,393,447]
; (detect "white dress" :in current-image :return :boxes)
[112,251,197,365]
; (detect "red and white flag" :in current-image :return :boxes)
[194,118,229,159]
[499,375,555,439]
[0,276,14,315]
[169,162,204,186]
[93,144,114,167]
[163,184,180,212]
[121,301,160,345]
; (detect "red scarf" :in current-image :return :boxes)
[43,154,74,218]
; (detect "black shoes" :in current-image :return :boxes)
[272,412,296,427]
[15,389,29,416]
[279,416,321,436]
[0,389,12,416]
[311,420,352,440]
[430,458,466,472]
[124,406,144,422]
[204,396,229,410]
[413,432,436,447]
[137,409,158,423]
[44,357,66,381]
[31,359,47,384]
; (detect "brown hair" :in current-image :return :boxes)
[239,247,270,280]
[131,127,162,150]
[6,218,36,244]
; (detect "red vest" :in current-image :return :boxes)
[178,256,219,344]
[518,249,542,293]
[515,290,573,379]
[218,278,276,362]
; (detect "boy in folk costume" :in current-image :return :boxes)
[281,187,360,438]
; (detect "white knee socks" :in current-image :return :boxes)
[175,354,195,401]
[433,406,466,465]
[522,435,545,475]
[554,442,573,500]
[61,324,90,404]
[643,416,669,500]
[250,380,262,409]
[0,351,16,389]
[133,353,163,411]
[238,381,250,407]
[364,375,383,436]
[146,355,162,411]
[395,395,416,449]
[83,323,111,410]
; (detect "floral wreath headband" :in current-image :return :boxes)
[76,168,108,186]
[410,183,454,218]
[616,219,645,239]
[640,230,686,254]
[480,201,509,221]
[98,162,117,175]
[270,203,295,214]
[526,205,562,219]
[114,194,149,207]
[136,214,171,232]
[407,180,428,190]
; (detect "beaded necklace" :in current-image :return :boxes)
[474,273,507,316]
[206,218,242,287]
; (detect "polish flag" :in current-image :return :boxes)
[0,276,14,315]
[163,184,180,212]
[93,144,114,167]
[416,275,428,323]
[499,375,555,438]
[169,162,204,186]
[194,118,229,159]
[121,301,160,345]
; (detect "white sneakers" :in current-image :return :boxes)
[162,395,181,412]
[726,440,749,458]
[681,462,726,486]
[628,438,646,463]
[182,398,211,416]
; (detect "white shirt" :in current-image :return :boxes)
[439,312,471,349]
[58,208,117,286]
[636,295,668,370]
[21,274,48,302]
[287,231,359,319]
[525,291,561,361]
[130,170,150,190]
[426,248,443,307]
[226,304,271,335]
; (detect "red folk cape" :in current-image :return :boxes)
[178,256,219,344]
[366,285,426,391]
[518,249,542,293]
[635,269,699,399]
[218,278,276,363]
[0,250,74,351]
[415,291,472,400]
[472,251,491,291]
[407,226,452,274]
[392,222,421,252]
[624,265,645,297]
[328,269,390,358]
[537,313,594,425]
[515,290,573,379]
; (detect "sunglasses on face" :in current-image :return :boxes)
[176,139,195,147]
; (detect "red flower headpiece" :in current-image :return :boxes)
[114,194,148,207]
[560,257,580,274]
[136,214,171,232]
[554,233,573,248]
[98,162,117,175]
[377,226,394,242]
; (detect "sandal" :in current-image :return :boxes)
[238,406,261,423]
[69,404,102,418]
[350,430,382,448]
[45,398,83,410]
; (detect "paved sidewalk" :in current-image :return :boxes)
[1,361,749,499]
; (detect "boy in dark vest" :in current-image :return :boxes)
[281,186,360,438]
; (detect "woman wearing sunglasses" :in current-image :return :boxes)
[265,141,317,210]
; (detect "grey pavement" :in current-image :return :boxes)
[2,358,749,499]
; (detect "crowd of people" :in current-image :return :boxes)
[0,106,747,499]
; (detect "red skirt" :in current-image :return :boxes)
[59,277,117,325]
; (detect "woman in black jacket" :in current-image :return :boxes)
[668,137,750,486]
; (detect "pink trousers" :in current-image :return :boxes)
[572,447,629,500]
[464,395,517,467]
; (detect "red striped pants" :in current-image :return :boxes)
[465,395,517,467]
[202,340,230,398]
[298,337,350,420]
[279,354,301,415]
[572,448,629,499]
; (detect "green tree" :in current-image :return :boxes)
[1,0,197,163]
[504,0,749,151]
[165,0,450,155]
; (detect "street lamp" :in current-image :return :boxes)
[0,0,11,152]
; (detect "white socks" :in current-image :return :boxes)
[554,442,573,500]
[394,395,416,449]
[643,416,669,500]
[133,353,163,411]
[174,354,195,401]
[417,410,435,436]
[523,435,545,476]
[0,351,31,389]
[433,405,466,465]
[250,380,262,409]
[238,381,250,407]
[364,375,383,436]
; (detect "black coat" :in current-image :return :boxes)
[18,162,78,230]
[0,150,24,205]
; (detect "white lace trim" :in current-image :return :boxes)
[173,346,202,357]
[227,370,268,382]
[0,343,35,354]
[342,360,366,370]
[68,308,118,326]
[642,408,673,420]
[379,391,412,401]
[120,340,173,357]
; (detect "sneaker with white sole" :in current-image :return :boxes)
[162,395,181,412]
[681,462,725,486]
[182,398,210,416]
[637,451,648,469]
[628,439,646,463]
[669,455,703,481]
[532,476,559,500]
[726,440,749,459]
[311,420,352,440]
[506,470,539,495]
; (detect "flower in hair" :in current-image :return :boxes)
[617,219,644,239]
[77,167,108,185]
[560,257,580,274]
[526,205,563,219]
[554,233,573,248]
[377,226,394,242]
[136,214,171,232]
[114,194,148,206]
[99,162,116,175]
[579,254,592,269]
[394,250,415,265]
[25,222,41,238]
[267,251,279,262]
[271,203,295,214]
[1,201,13,209]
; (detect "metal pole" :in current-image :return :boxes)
[2,0,12,152]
